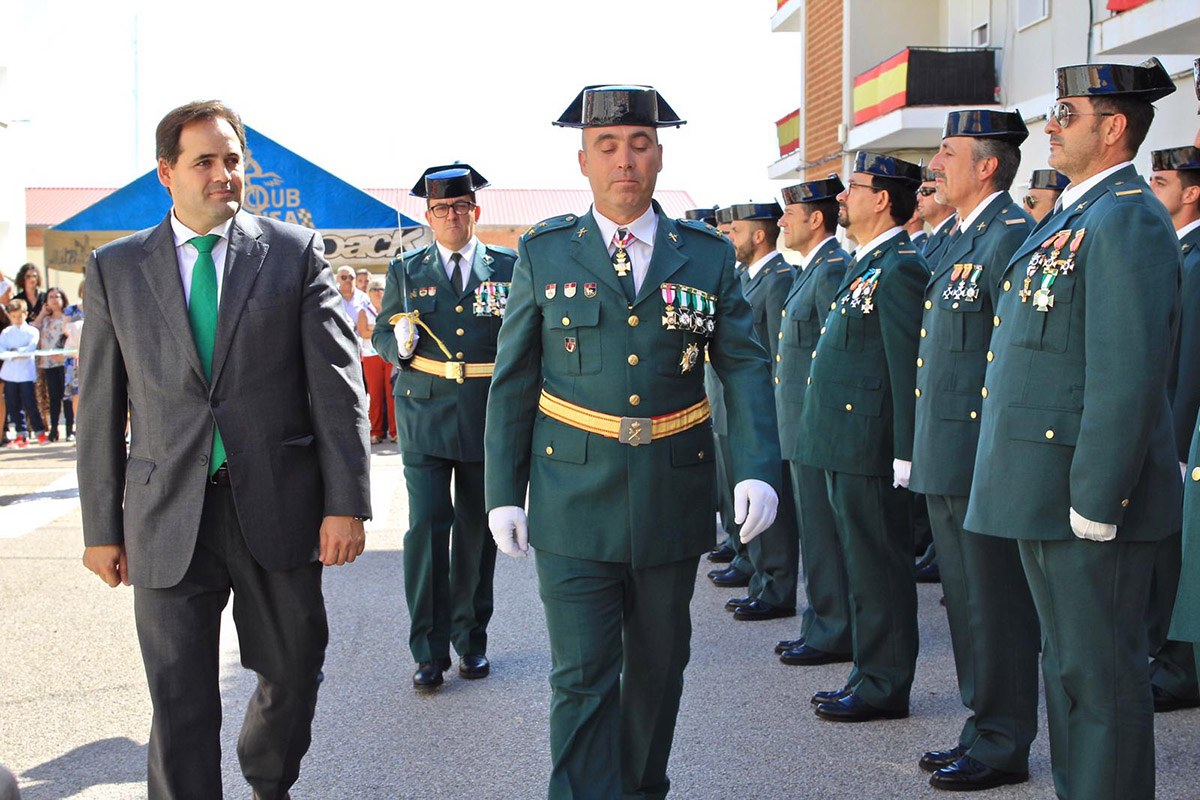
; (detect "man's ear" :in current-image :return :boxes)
[578,149,588,178]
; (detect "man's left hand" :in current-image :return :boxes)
[734,479,778,544]
[320,516,366,566]
[893,459,912,490]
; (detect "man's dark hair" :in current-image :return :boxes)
[873,176,918,226]
[1090,96,1155,156]
[45,286,71,308]
[809,198,839,234]
[971,139,1022,192]
[751,219,781,246]
[156,100,247,166]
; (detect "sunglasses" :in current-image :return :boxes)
[917,187,938,197]
[1022,195,1038,209]
[1047,102,1117,128]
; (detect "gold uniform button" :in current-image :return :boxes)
[845,403,853,411]
[914,388,922,398]
[1045,429,1054,440]
[627,354,639,366]
[781,310,787,318]
[924,300,933,310]
[629,394,641,406]
[916,358,924,368]
[456,328,465,336]
[830,302,837,310]
[970,411,978,419]
[1192,467,1200,482]
[981,387,989,398]
[777,332,783,340]
[628,315,639,327]
[561,316,571,326]
[820,326,827,335]
[987,350,994,362]
[993,315,1001,328]
[698,451,706,460]
[952,302,960,309]
[920,328,927,338]
[811,351,817,359]
[776,354,781,362]
[455,351,464,359]
[545,446,554,455]
[1120,499,1130,508]
[405,389,412,396]
[455,305,464,313]
[1003,280,1011,292]
[806,376,812,385]
[456,378,464,384]
[774,377,781,384]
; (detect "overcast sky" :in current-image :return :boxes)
[10,0,803,209]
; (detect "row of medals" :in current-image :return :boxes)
[943,265,984,302]
[472,280,510,317]
[841,268,881,313]
[661,283,715,375]
[1022,229,1086,312]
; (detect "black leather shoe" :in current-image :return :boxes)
[413,657,452,690]
[724,596,754,612]
[919,744,966,773]
[1153,684,1200,712]
[810,685,852,707]
[459,654,490,679]
[780,643,853,665]
[707,565,729,578]
[929,756,1028,791]
[914,562,941,583]
[814,692,908,722]
[733,599,796,621]
[775,637,804,655]
[710,566,750,587]
[707,544,736,563]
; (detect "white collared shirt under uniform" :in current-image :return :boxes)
[593,205,658,294]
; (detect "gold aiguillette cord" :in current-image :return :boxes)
[388,310,455,360]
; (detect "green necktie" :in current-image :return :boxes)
[187,234,225,476]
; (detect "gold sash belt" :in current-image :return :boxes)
[538,390,710,446]
[409,354,494,381]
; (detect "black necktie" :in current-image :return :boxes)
[450,252,464,296]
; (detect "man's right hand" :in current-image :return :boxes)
[394,317,418,359]
[83,544,129,587]
[488,506,529,558]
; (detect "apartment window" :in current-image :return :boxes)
[971,0,990,46]
[1018,0,1050,29]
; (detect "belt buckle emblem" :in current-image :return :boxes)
[444,361,466,380]
[618,416,653,446]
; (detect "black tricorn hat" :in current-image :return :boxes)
[728,202,783,222]
[1029,169,1069,191]
[853,151,923,187]
[410,164,490,199]
[1151,146,1200,172]
[553,85,686,129]
[942,109,1029,145]
[781,175,845,205]
[715,206,735,225]
[1055,57,1176,103]
[684,207,719,226]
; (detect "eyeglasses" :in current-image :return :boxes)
[337,275,354,281]
[1022,195,1038,209]
[428,201,476,218]
[1047,102,1117,128]
[369,287,385,293]
[845,181,882,193]
[917,186,938,197]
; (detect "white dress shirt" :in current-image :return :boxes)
[746,250,782,280]
[931,213,957,237]
[856,226,905,260]
[956,191,1004,234]
[1178,219,1200,241]
[593,205,658,294]
[436,237,479,288]
[171,211,234,310]
[1058,161,1133,211]
[798,236,837,271]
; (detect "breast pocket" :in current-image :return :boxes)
[1011,277,1075,354]
[935,300,987,353]
[546,302,602,376]
[793,306,817,349]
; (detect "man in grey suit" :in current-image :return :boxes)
[77,100,371,799]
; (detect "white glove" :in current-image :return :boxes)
[394,317,418,359]
[488,505,529,558]
[1069,507,1116,542]
[734,479,779,544]
[893,459,912,490]
[1182,462,1188,482]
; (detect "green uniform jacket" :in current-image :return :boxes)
[373,241,517,462]
[706,260,746,437]
[911,194,1032,497]
[744,253,795,365]
[796,231,928,477]
[965,166,1182,542]
[1169,226,1200,459]
[775,238,851,460]
[483,203,782,568]
[923,217,958,270]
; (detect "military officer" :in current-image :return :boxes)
[373,164,516,690]
[905,208,929,251]
[911,109,1040,792]
[798,151,928,722]
[1149,145,1200,713]
[721,202,800,620]
[1022,169,1069,225]
[964,59,1181,800]
[484,85,781,799]
[918,166,958,268]
[772,176,854,665]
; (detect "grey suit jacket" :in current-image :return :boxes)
[77,210,371,588]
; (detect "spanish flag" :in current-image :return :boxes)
[777,109,800,157]
[853,49,910,125]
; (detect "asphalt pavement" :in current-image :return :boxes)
[2,441,1198,799]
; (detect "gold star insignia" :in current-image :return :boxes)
[540,222,548,227]
[577,227,588,238]
[668,232,678,242]
[874,250,883,256]
[526,227,535,236]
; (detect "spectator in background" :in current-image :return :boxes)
[0,279,11,445]
[63,281,84,441]
[357,277,396,445]
[335,265,371,337]
[36,287,74,442]
[14,264,45,318]
[355,267,371,293]
[0,298,48,447]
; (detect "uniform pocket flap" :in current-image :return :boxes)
[817,380,884,417]
[396,369,434,399]
[533,418,589,464]
[1005,404,1081,446]
[934,391,981,421]
[548,303,601,329]
[125,457,156,484]
[670,425,716,467]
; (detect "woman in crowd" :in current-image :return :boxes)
[358,276,396,445]
[17,264,52,431]
[36,287,74,442]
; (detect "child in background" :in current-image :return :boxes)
[0,298,48,447]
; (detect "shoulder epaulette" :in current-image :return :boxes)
[484,243,518,257]
[1114,188,1143,198]
[522,214,580,241]
[678,218,727,239]
[775,267,792,274]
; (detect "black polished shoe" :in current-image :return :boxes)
[707,544,736,563]
[707,565,729,578]
[1153,684,1200,713]
[724,595,754,612]
[775,637,805,655]
[459,654,490,679]
[929,755,1028,791]
[914,562,941,583]
[814,692,908,722]
[780,643,853,666]
[810,685,852,707]
[919,744,967,773]
[413,657,452,690]
[733,599,796,621]
[710,566,750,587]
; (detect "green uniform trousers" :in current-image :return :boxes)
[790,460,851,654]
[826,471,918,711]
[1147,532,1199,701]
[926,495,1039,773]
[746,461,799,609]
[1018,538,1157,800]
[401,453,495,663]
[536,550,699,800]
[714,431,748,570]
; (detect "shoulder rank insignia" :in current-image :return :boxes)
[898,250,916,255]
[1114,189,1142,197]
[679,218,726,239]
[668,232,678,242]
[523,214,578,241]
[828,257,844,262]
[1005,218,1025,225]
